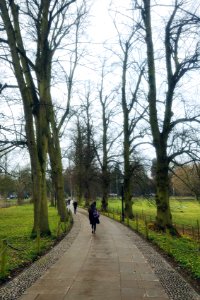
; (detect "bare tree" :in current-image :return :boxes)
[0,0,83,235]
[140,0,200,232]
[48,2,87,218]
[72,117,85,202]
[172,162,200,200]
[80,90,97,206]
[111,8,148,218]
[94,63,121,211]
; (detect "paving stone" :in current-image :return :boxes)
[35,295,66,300]
[121,287,146,299]
[19,295,38,300]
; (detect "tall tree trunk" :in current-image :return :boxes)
[121,37,134,219]
[36,1,68,222]
[31,156,42,235]
[74,120,84,203]
[0,1,51,236]
[101,116,109,211]
[155,150,172,230]
[45,73,68,221]
[48,132,68,222]
[101,168,109,211]
[142,0,173,230]
[36,100,51,235]
[123,105,134,219]
[76,169,83,203]
[124,156,133,218]
[84,181,91,207]
[50,185,55,207]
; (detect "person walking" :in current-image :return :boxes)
[88,201,100,234]
[73,200,78,214]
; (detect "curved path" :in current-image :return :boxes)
[1,209,200,300]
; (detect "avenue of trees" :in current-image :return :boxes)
[0,0,200,235]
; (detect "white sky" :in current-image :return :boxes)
[89,0,115,43]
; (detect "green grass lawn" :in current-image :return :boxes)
[103,197,200,226]
[0,204,72,281]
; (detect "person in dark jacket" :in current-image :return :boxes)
[88,201,100,234]
[73,200,78,214]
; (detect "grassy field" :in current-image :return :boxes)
[103,197,200,226]
[0,204,72,281]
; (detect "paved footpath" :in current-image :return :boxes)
[1,209,199,300]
